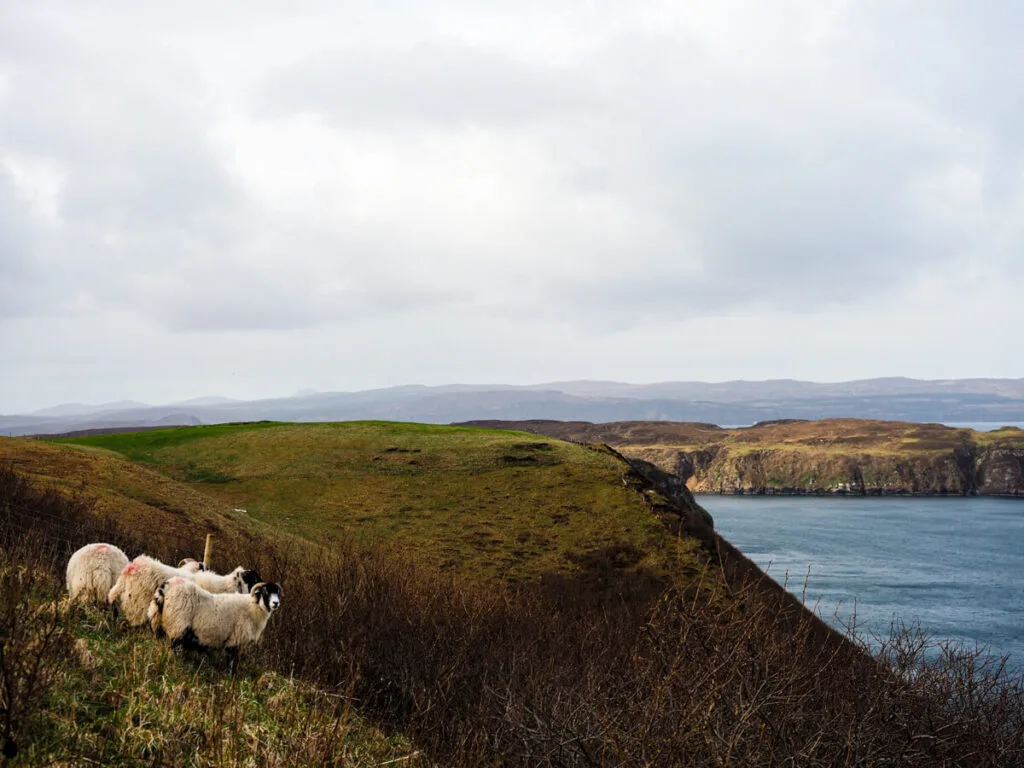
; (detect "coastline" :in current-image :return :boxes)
[691,488,1024,498]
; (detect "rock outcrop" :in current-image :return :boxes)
[977,447,1024,495]
[660,444,1024,497]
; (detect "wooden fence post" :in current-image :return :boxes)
[203,534,214,570]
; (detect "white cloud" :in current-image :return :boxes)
[0,0,1021,411]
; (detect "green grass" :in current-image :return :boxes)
[20,600,421,767]
[54,422,695,584]
[53,420,286,459]
[973,427,1024,447]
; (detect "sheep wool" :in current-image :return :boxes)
[107,555,206,626]
[150,578,282,672]
[66,543,130,605]
[192,566,262,595]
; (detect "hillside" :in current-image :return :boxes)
[2,423,1023,765]
[460,419,1024,496]
[0,425,712,765]
[0,433,259,555]
[48,421,705,586]
[1,595,418,766]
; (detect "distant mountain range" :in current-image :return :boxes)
[2,378,1023,437]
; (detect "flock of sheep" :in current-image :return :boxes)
[65,541,282,672]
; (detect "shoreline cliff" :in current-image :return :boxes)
[458,418,1024,497]
[676,443,1024,497]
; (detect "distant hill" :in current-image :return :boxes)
[27,400,152,417]
[2,377,1023,436]
[459,418,1024,497]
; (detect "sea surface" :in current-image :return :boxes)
[702,496,1024,667]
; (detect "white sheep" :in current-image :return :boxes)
[192,566,262,596]
[148,577,282,672]
[66,542,130,605]
[107,555,207,626]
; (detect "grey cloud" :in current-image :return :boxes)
[2,1,1023,411]
[250,9,1015,329]
[258,42,596,128]
[0,6,248,324]
[0,171,38,318]
[510,23,1017,324]
[151,277,469,334]
[0,4,480,335]
[1,38,237,238]
[108,233,472,333]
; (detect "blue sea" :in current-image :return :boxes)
[702,496,1024,666]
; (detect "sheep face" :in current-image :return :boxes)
[233,567,262,594]
[251,582,282,613]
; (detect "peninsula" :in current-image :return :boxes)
[459,419,1024,496]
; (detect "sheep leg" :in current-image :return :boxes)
[171,628,202,653]
[226,647,239,675]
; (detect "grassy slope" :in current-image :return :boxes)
[1,423,692,764]
[17,595,421,766]
[0,423,703,763]
[48,421,699,584]
[0,434,264,561]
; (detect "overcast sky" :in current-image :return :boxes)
[1,1,1021,412]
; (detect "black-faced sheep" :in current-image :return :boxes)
[192,566,261,596]
[66,542,130,605]
[107,555,207,626]
[148,577,282,672]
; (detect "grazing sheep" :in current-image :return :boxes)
[66,543,130,605]
[107,555,206,626]
[149,577,282,672]
[192,566,261,596]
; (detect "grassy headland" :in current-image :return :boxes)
[462,418,1024,495]
[50,421,696,584]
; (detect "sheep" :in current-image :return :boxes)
[148,577,282,672]
[108,553,262,627]
[107,555,207,626]
[66,543,130,605]
[191,566,261,596]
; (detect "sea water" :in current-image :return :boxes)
[702,496,1024,666]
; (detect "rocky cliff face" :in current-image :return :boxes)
[978,447,1024,495]
[658,445,1024,496]
[585,443,717,534]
